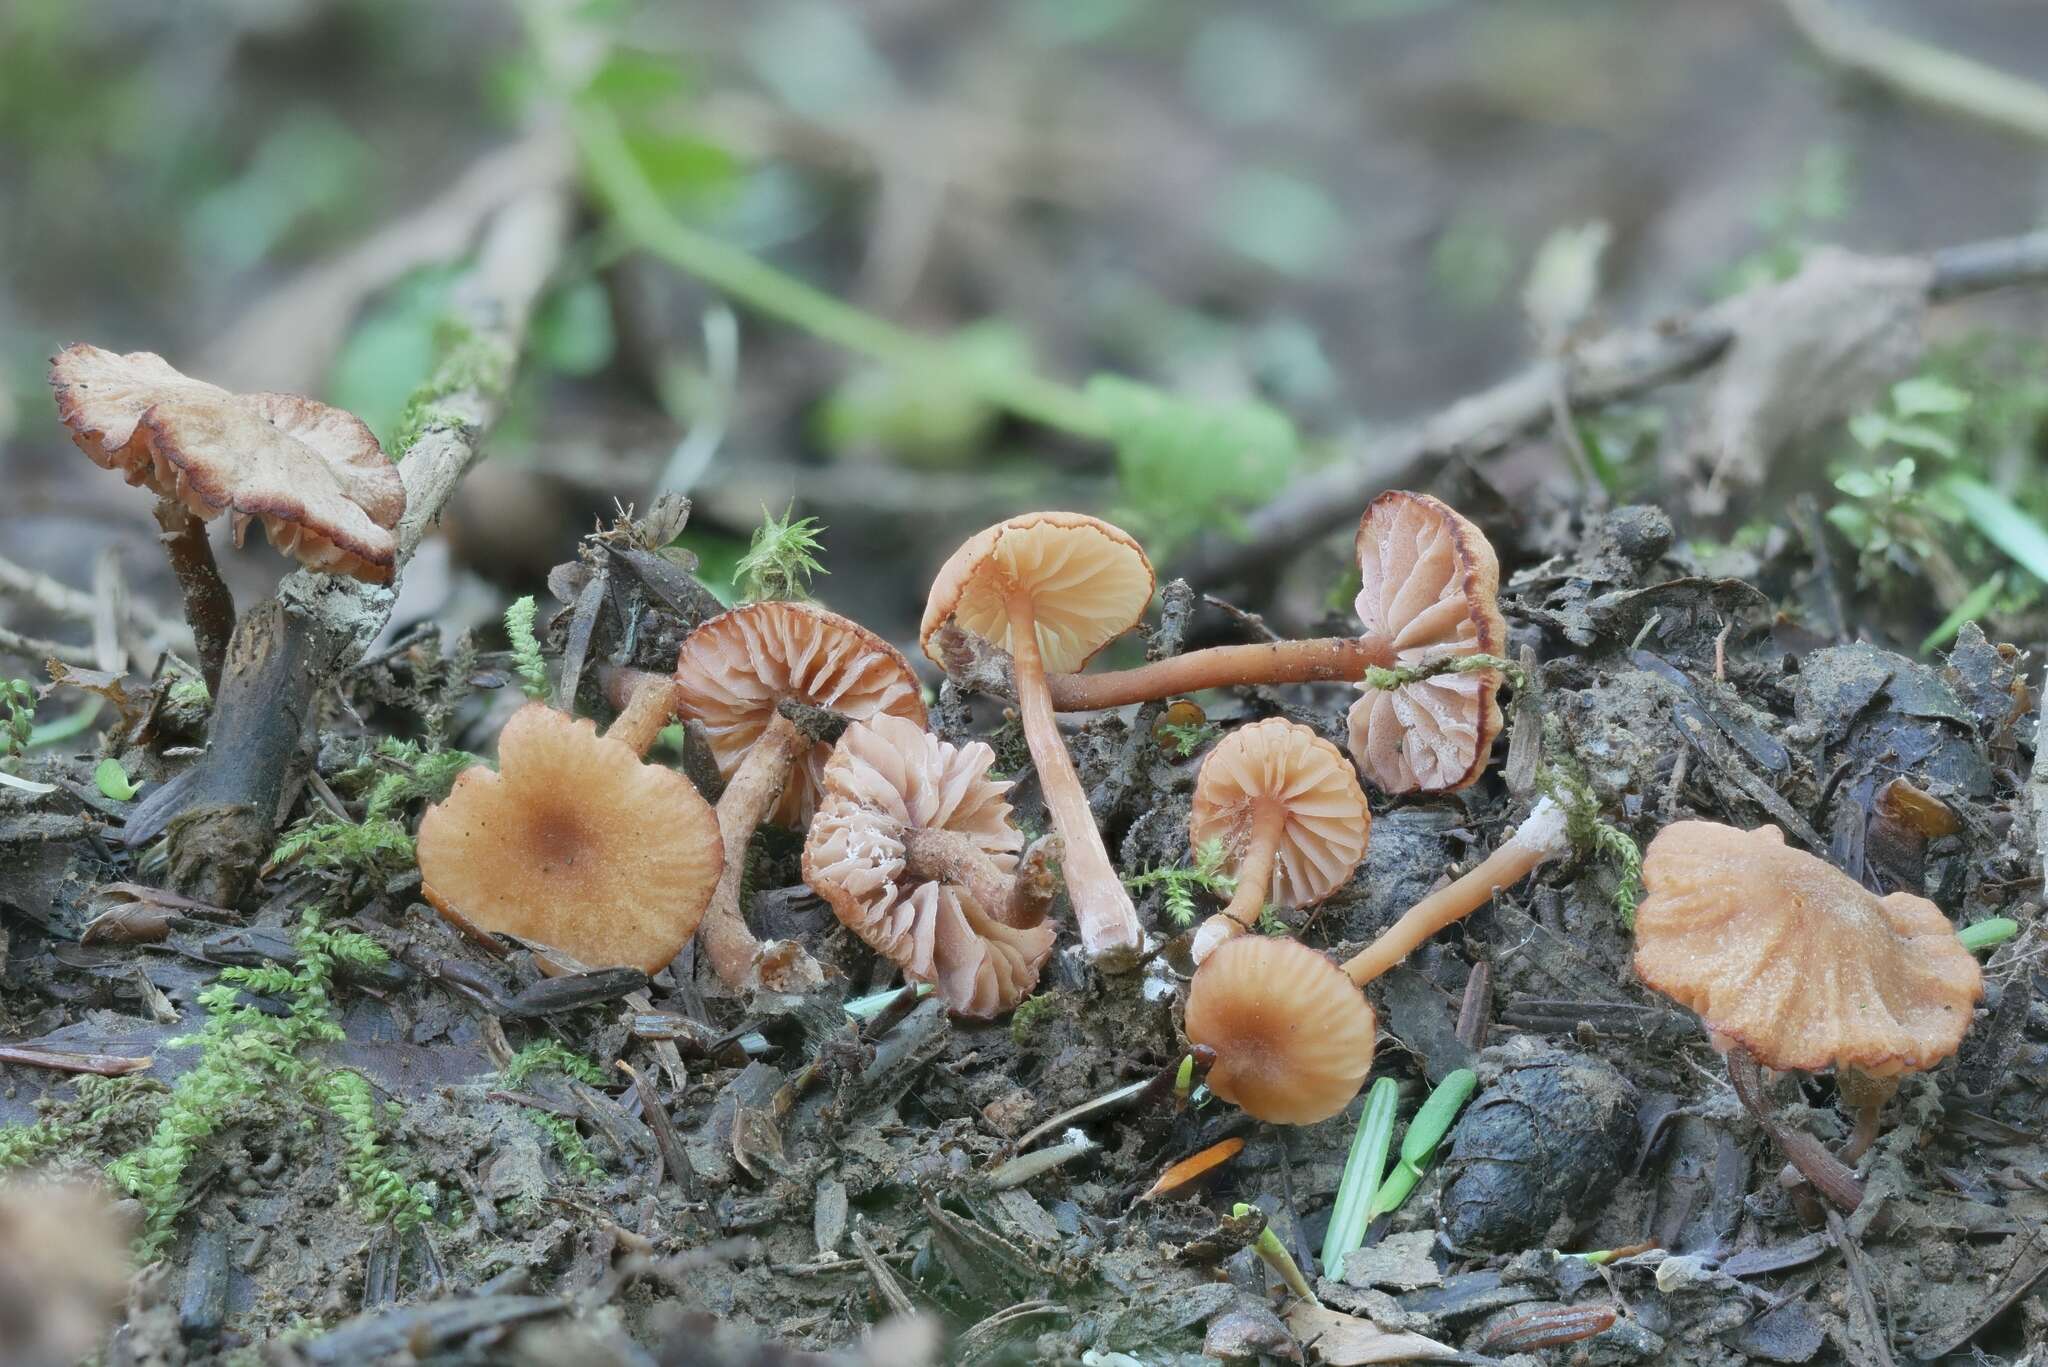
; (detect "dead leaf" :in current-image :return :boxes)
[1288,1302,1461,1365]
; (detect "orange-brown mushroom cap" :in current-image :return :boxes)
[803,714,1055,1019]
[1184,935,1378,1125]
[1190,718,1372,909]
[1633,821,1982,1077]
[671,601,927,827]
[1346,492,1506,794]
[919,512,1155,673]
[49,344,404,583]
[417,705,723,975]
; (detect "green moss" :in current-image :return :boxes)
[526,1109,605,1181]
[391,317,518,457]
[501,1040,609,1089]
[1008,993,1058,1046]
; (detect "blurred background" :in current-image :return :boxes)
[5,0,2048,670]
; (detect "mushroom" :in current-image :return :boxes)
[672,601,926,990]
[1027,493,1506,793]
[49,345,405,692]
[1633,821,1982,1160]
[804,714,1058,1018]
[416,704,723,975]
[1185,719,1372,964]
[921,512,1155,966]
[1183,799,1571,1124]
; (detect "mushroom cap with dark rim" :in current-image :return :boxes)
[1189,717,1372,909]
[804,714,1055,1018]
[1346,491,1506,794]
[417,705,723,974]
[1634,821,1982,1077]
[49,344,404,583]
[671,601,927,828]
[1184,935,1378,1125]
[920,512,1155,673]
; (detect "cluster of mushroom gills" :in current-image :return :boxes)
[804,715,1056,1018]
[49,344,405,583]
[1634,820,1982,1142]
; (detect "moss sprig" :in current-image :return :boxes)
[501,1040,609,1089]
[735,505,828,602]
[1535,729,1644,924]
[1126,837,1237,928]
[504,595,548,699]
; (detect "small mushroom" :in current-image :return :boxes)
[1032,492,1505,794]
[1183,936,1378,1125]
[921,512,1156,966]
[1633,821,1982,1157]
[49,346,404,689]
[416,704,723,975]
[804,714,1057,1018]
[1185,718,1371,964]
[673,601,926,990]
[1183,799,1572,1125]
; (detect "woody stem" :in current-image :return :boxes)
[1007,589,1144,966]
[1043,635,1394,711]
[154,498,235,697]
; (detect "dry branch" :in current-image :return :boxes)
[1176,228,2048,587]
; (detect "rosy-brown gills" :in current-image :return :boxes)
[1186,718,1371,963]
[1347,491,1506,794]
[1633,821,1981,1077]
[48,344,405,582]
[804,715,1055,1018]
[673,600,926,828]
[1183,935,1377,1125]
[417,705,723,975]
[921,512,1155,965]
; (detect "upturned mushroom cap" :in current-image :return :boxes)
[804,714,1055,1018]
[1190,718,1372,909]
[1346,492,1506,794]
[49,344,404,582]
[1634,821,1982,1077]
[919,512,1154,672]
[671,601,926,827]
[1184,935,1378,1125]
[417,705,723,975]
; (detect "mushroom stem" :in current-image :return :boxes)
[153,497,235,696]
[1342,798,1570,988]
[1005,588,1144,965]
[1041,635,1396,711]
[1834,1068,1899,1164]
[900,827,1055,928]
[1191,802,1287,964]
[695,709,814,989]
[605,676,680,757]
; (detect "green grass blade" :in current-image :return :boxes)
[1942,475,2048,582]
[1321,1076,1399,1276]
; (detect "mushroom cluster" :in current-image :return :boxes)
[404,489,1542,1081]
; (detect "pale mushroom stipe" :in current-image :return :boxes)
[921,512,1156,968]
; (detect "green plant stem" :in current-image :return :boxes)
[1367,1069,1478,1220]
[843,982,933,1022]
[1959,917,2020,953]
[569,102,1108,442]
[1234,1203,1320,1305]
[1322,1076,1399,1276]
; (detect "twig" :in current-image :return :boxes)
[0,550,190,655]
[1177,228,2048,586]
[0,622,97,667]
[1780,0,2048,147]
[1825,1207,1896,1367]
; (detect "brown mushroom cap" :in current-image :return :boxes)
[804,714,1055,1018]
[1184,935,1378,1125]
[919,511,1155,672]
[49,344,404,582]
[417,705,723,974]
[1190,718,1372,909]
[1345,491,1506,794]
[1634,821,1982,1077]
[671,601,927,827]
